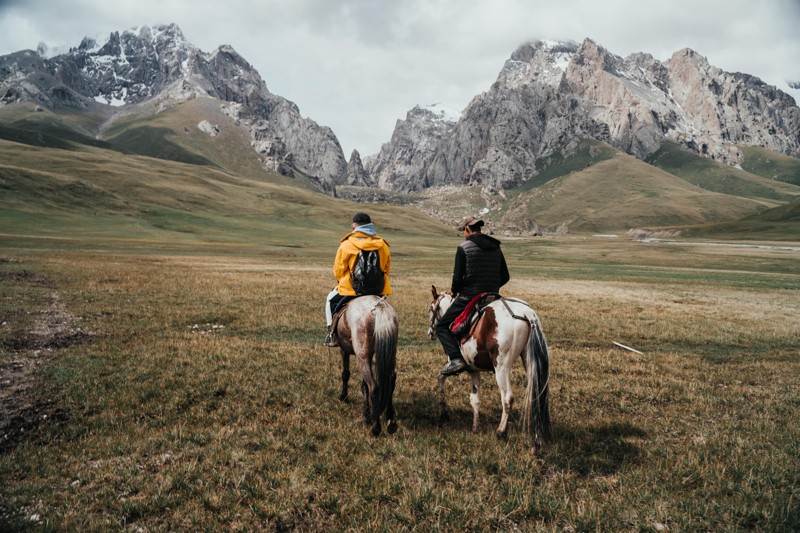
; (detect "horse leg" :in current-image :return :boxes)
[358,359,381,437]
[360,380,371,426]
[494,366,513,439]
[386,371,398,434]
[438,372,449,424]
[339,351,350,402]
[369,384,382,437]
[470,372,481,433]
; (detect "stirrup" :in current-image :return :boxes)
[441,358,467,376]
[323,331,338,347]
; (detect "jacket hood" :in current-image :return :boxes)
[341,231,389,251]
[353,223,376,236]
[468,233,501,251]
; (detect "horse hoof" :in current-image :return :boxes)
[371,424,381,437]
[338,393,348,402]
[387,420,397,434]
[496,430,508,440]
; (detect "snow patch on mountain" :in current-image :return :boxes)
[423,102,461,123]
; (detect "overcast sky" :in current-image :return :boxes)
[1,0,798,157]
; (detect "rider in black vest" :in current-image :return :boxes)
[437,216,510,376]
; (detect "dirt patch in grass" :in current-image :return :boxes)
[0,291,90,452]
[0,270,53,286]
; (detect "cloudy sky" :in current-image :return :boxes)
[1,0,798,157]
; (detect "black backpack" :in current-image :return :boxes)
[351,249,385,296]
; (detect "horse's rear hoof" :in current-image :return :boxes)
[371,423,381,437]
[387,420,397,434]
[496,429,508,440]
[338,392,348,402]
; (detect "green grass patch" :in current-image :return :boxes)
[646,142,799,202]
[106,126,217,167]
[514,138,617,193]
[740,145,800,186]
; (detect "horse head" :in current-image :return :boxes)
[428,285,453,340]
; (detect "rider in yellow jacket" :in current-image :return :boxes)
[333,229,392,296]
[324,213,392,346]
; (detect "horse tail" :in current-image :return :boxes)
[522,312,551,447]
[372,299,398,417]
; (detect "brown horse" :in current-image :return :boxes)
[332,295,399,437]
[428,286,551,450]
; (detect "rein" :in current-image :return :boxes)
[429,293,448,331]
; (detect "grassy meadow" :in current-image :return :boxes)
[1,231,798,531]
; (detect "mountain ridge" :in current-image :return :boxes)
[380,38,800,193]
[0,23,347,193]
[2,25,799,237]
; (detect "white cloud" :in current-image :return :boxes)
[1,0,798,156]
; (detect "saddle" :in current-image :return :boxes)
[450,292,501,340]
[329,295,390,345]
[329,297,354,341]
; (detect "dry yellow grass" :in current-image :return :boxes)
[0,236,798,530]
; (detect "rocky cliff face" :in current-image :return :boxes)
[0,24,346,193]
[366,104,460,192]
[664,48,800,162]
[385,38,800,192]
[345,149,372,187]
[3,31,798,196]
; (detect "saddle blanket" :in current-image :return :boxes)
[450,292,500,338]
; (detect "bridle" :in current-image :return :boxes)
[427,292,450,340]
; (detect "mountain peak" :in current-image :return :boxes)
[410,103,461,123]
[380,37,800,193]
[499,39,578,89]
[0,22,349,192]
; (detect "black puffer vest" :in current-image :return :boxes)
[459,235,504,296]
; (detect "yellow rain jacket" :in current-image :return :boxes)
[333,231,392,296]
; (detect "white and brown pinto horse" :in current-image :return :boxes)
[428,286,551,449]
[333,295,399,437]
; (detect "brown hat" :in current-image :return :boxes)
[456,216,485,231]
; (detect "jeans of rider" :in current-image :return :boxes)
[329,293,352,320]
[436,294,471,361]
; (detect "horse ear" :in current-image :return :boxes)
[431,285,438,299]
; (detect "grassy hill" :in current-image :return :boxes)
[673,198,800,240]
[0,104,120,152]
[409,139,799,236]
[0,136,452,258]
[0,100,316,190]
[739,146,800,186]
[504,151,779,233]
[101,99,306,186]
[2,100,800,240]
[645,142,799,202]
[515,138,618,192]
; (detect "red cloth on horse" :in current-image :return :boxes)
[450,292,488,334]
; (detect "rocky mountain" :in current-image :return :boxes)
[0,23,346,193]
[3,28,798,225]
[382,39,800,192]
[345,149,372,187]
[366,103,461,192]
